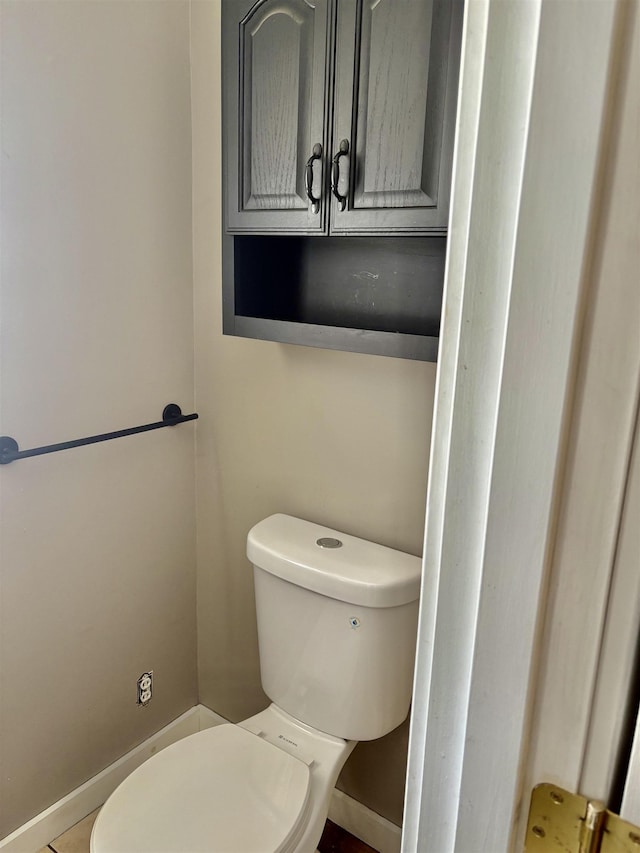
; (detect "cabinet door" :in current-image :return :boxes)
[330,0,462,235]
[223,0,330,234]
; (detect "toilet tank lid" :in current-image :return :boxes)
[247,514,422,608]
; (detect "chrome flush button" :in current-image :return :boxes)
[316,537,342,549]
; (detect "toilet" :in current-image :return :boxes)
[91,514,421,853]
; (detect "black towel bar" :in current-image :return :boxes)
[0,404,198,465]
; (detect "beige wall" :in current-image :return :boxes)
[0,0,436,835]
[191,1,435,825]
[0,1,197,837]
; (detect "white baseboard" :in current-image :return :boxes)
[196,704,229,731]
[329,788,401,853]
[0,705,227,853]
[0,704,400,853]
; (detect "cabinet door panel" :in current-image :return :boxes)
[224,0,329,233]
[331,0,462,234]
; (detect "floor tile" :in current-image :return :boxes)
[49,808,100,853]
[318,819,379,853]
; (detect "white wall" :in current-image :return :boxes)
[0,1,197,837]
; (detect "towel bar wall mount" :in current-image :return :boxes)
[0,404,198,465]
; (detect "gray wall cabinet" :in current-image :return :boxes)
[331,0,459,234]
[222,0,463,360]
[225,0,330,233]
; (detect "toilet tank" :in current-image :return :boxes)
[247,514,422,742]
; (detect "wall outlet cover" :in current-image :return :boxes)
[136,671,153,706]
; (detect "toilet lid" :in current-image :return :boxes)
[91,724,311,853]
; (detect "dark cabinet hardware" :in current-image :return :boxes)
[305,143,323,214]
[331,139,350,212]
[0,404,198,465]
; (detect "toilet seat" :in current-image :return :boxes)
[91,724,311,853]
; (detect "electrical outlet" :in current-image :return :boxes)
[137,671,153,706]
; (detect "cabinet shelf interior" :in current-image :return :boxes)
[232,235,445,338]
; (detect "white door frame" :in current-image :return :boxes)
[615,408,640,826]
[403,0,639,850]
[519,0,640,836]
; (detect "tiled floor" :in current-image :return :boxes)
[38,809,100,853]
[318,821,378,853]
[38,812,377,853]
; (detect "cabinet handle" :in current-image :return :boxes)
[305,143,323,214]
[331,139,350,212]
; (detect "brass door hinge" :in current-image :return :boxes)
[526,783,640,852]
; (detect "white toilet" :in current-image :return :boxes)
[91,514,421,853]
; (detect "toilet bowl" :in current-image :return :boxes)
[91,705,356,853]
[91,514,421,853]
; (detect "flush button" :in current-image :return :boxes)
[316,537,343,549]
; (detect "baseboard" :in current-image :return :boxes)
[329,789,401,853]
[0,704,401,853]
[196,704,229,730]
[0,705,227,853]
